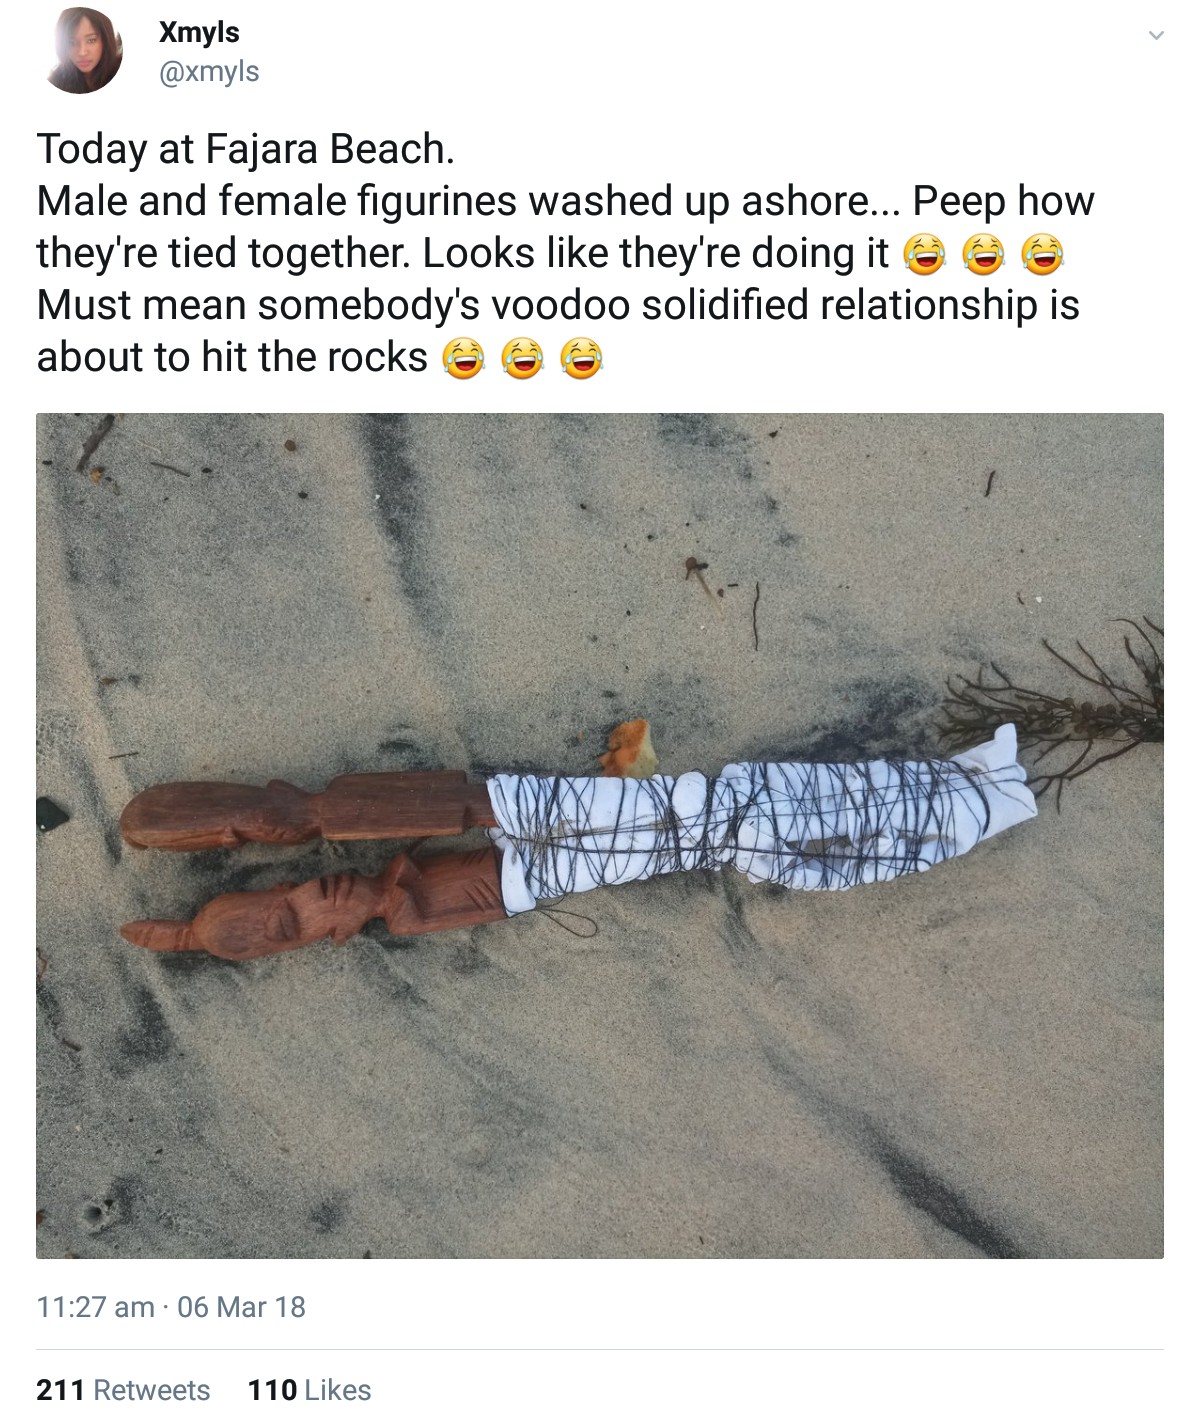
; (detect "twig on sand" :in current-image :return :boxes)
[685,556,723,617]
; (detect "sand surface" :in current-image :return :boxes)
[36,412,1162,1257]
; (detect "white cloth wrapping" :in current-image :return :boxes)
[486,723,1037,915]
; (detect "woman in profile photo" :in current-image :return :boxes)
[48,8,122,92]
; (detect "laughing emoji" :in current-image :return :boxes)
[1021,233,1063,275]
[443,337,485,379]
[501,337,544,379]
[963,233,1005,275]
[561,337,603,378]
[903,234,945,275]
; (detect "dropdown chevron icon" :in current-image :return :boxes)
[1149,30,1164,39]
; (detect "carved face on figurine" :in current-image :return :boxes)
[121,885,355,962]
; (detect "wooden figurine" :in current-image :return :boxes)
[120,771,495,850]
[121,847,506,961]
[119,722,1038,962]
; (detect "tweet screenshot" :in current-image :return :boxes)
[18,1,1187,1403]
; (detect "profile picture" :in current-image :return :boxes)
[48,7,122,92]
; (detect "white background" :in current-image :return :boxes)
[10,1,1189,1403]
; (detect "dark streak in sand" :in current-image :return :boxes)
[719,870,760,962]
[754,676,935,763]
[310,1198,344,1233]
[101,820,123,864]
[361,417,444,634]
[755,1031,1032,1257]
[186,852,280,893]
[865,1128,1027,1258]
[37,982,80,1056]
[116,985,174,1068]
[73,414,115,476]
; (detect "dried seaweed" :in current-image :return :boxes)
[939,618,1162,809]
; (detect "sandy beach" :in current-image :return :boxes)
[36,411,1162,1257]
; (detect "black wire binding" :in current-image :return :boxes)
[492,757,1030,904]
